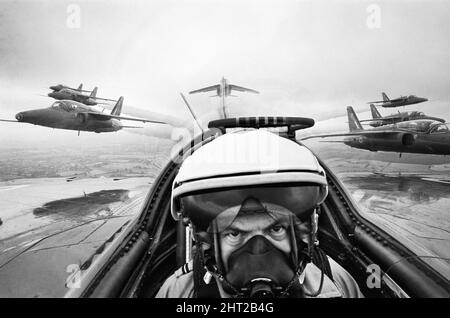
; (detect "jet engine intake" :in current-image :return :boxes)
[77,112,89,123]
[401,133,415,146]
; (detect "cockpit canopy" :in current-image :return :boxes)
[429,123,449,134]
[50,101,63,108]
[50,101,87,112]
[397,120,448,133]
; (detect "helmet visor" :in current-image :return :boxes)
[178,184,323,232]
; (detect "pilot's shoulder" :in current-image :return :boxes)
[328,256,365,298]
[155,261,194,298]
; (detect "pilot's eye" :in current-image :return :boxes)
[226,230,240,238]
[270,224,287,239]
[271,224,284,233]
[224,230,242,244]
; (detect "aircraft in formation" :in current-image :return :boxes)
[48,86,117,106]
[0,97,166,135]
[301,106,450,156]
[368,92,428,108]
[360,104,445,127]
[2,81,444,155]
[189,77,259,97]
[189,77,259,118]
[49,83,90,93]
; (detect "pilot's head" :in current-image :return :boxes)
[171,129,328,297]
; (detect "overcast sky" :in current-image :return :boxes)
[1,0,450,145]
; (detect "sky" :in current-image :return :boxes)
[1,0,450,146]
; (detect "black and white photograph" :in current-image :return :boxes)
[0,0,449,301]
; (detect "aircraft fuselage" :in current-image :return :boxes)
[217,77,231,97]
[15,101,121,133]
[48,90,97,106]
[369,114,445,127]
[344,130,450,155]
[380,96,428,108]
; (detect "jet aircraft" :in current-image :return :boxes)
[49,83,90,93]
[301,106,450,155]
[48,86,117,106]
[0,97,166,134]
[189,77,259,118]
[360,104,445,127]
[368,92,428,108]
[189,77,259,97]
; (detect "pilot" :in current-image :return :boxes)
[156,129,364,298]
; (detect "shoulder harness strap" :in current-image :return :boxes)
[311,246,334,281]
[193,247,221,298]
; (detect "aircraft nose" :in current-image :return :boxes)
[48,92,55,97]
[15,111,37,123]
[15,112,24,121]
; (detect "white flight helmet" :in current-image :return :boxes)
[171,129,328,231]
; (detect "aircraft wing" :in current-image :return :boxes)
[0,119,21,123]
[93,97,118,102]
[367,100,384,104]
[300,130,408,140]
[83,112,167,124]
[229,84,259,94]
[70,88,92,93]
[359,117,399,122]
[189,85,220,94]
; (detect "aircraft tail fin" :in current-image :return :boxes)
[370,104,382,119]
[347,106,363,132]
[90,87,98,98]
[111,96,123,116]
[78,83,83,91]
[382,92,390,102]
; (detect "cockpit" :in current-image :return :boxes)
[50,101,63,108]
[429,123,449,134]
[397,120,433,133]
[397,120,449,134]
[408,95,417,99]
[50,101,78,111]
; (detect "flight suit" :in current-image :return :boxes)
[156,256,364,298]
